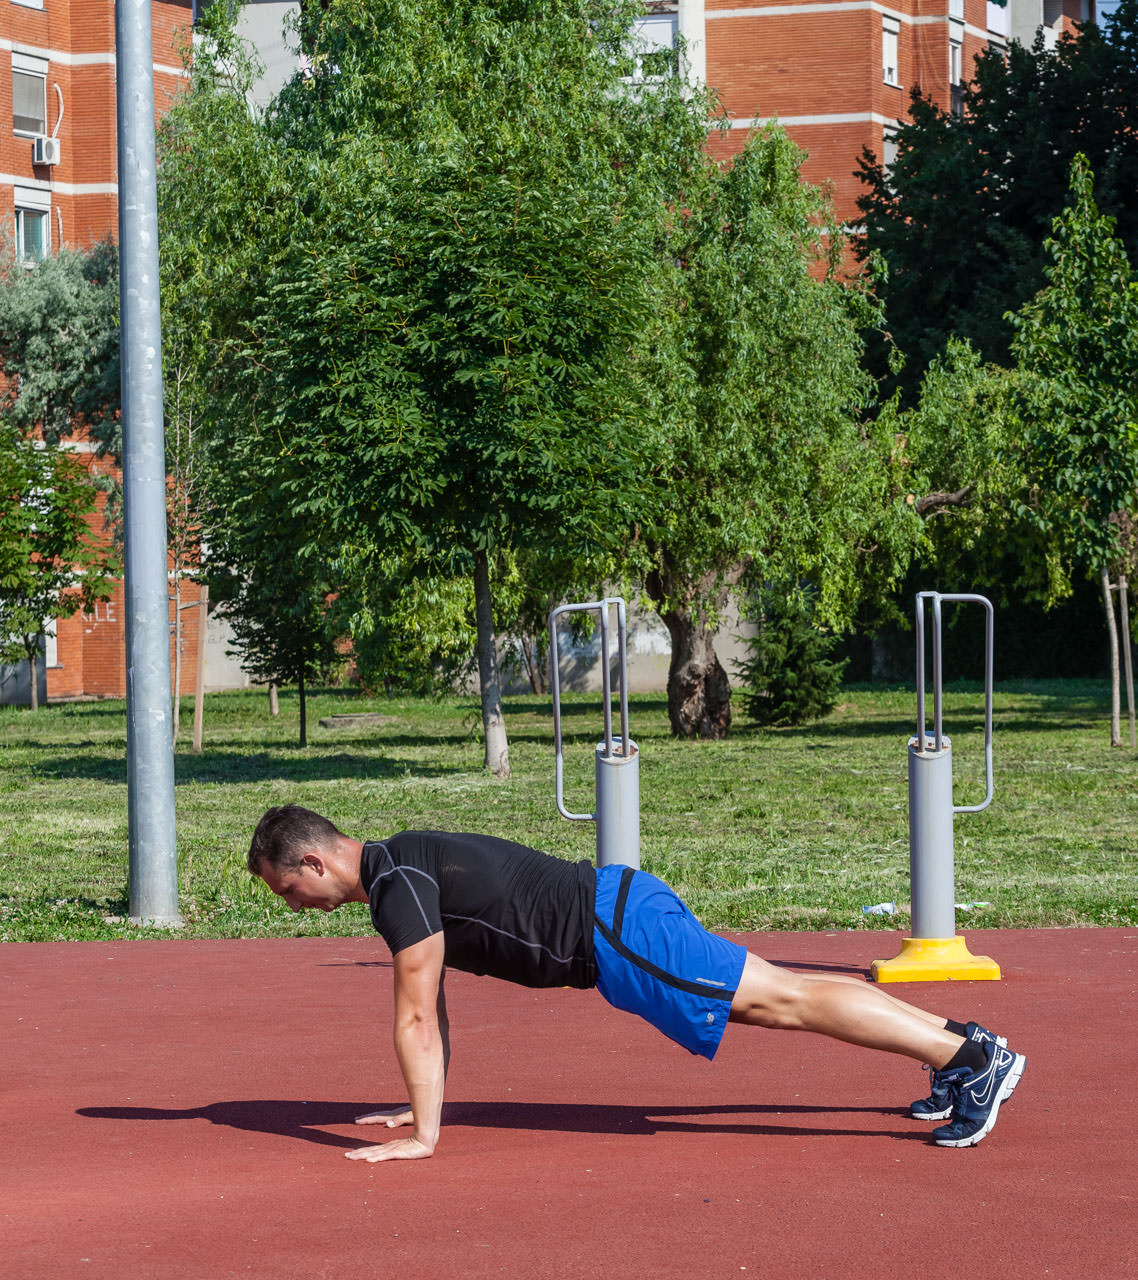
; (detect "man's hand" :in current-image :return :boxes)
[344,934,448,1168]
[354,1106,414,1129]
[345,1135,435,1162]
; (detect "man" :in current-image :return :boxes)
[248,805,1026,1163]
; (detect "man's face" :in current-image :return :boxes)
[260,855,342,914]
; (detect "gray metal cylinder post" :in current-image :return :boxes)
[595,738,640,868]
[908,735,956,939]
[117,0,180,925]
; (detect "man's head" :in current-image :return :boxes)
[248,804,345,876]
[248,805,360,914]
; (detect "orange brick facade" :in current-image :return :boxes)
[2,0,199,699]
[698,0,1094,226]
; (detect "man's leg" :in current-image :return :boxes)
[728,952,964,1069]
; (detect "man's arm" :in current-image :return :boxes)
[353,966,449,1132]
[346,932,447,1163]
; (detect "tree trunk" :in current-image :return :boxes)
[1102,567,1122,748]
[192,586,208,755]
[659,608,732,738]
[644,555,747,739]
[27,647,39,712]
[172,578,183,739]
[298,669,307,748]
[520,636,547,696]
[473,549,510,778]
[1120,573,1136,749]
[269,682,280,717]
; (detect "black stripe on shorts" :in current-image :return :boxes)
[594,915,735,1003]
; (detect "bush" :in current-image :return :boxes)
[736,591,848,726]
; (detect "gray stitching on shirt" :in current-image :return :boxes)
[372,844,438,938]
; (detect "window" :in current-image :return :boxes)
[882,126,899,191]
[628,14,678,81]
[15,187,51,262]
[949,37,964,115]
[16,208,48,261]
[882,16,901,87]
[12,54,49,137]
[986,1,1010,38]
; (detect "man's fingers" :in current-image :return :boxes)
[354,1107,414,1127]
[345,1137,433,1162]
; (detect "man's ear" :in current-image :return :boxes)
[301,852,326,876]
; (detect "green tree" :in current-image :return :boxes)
[202,443,341,748]
[0,242,121,709]
[1008,154,1138,744]
[857,0,1138,393]
[0,424,118,709]
[632,126,903,737]
[0,241,120,446]
[735,587,848,728]
[159,0,707,776]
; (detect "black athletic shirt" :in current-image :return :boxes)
[360,832,597,989]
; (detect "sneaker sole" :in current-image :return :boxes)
[933,1053,1026,1148]
[911,1105,953,1121]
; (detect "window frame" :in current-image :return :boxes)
[12,53,50,138]
[882,16,901,88]
[14,186,51,263]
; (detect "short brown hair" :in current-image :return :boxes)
[248,805,346,875]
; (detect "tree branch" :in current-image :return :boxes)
[913,485,974,517]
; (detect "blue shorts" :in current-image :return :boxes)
[592,865,747,1060]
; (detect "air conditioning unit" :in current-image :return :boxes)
[33,136,61,166]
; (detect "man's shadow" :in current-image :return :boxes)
[77,1097,922,1147]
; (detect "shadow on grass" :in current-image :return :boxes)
[741,709,1108,743]
[501,697,670,718]
[77,1096,919,1146]
[27,750,471,786]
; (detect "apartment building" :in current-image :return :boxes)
[650,0,1094,225]
[0,0,1097,703]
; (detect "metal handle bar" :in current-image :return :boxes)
[549,598,630,823]
[915,591,994,813]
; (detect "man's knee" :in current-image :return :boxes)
[729,954,809,1029]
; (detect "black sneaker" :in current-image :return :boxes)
[910,1022,1007,1121]
[932,1040,1026,1147]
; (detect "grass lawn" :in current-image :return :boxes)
[0,680,1134,942]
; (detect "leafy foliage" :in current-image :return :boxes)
[631,126,907,735]
[735,588,848,727]
[857,0,1138,391]
[158,0,711,770]
[0,423,118,708]
[1008,154,1138,573]
[0,242,120,447]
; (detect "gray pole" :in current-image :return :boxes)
[116,0,180,924]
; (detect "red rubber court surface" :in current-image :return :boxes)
[4,928,1136,1279]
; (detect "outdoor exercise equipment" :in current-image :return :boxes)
[549,598,640,869]
[872,592,1000,982]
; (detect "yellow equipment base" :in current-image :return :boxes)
[870,935,1001,983]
